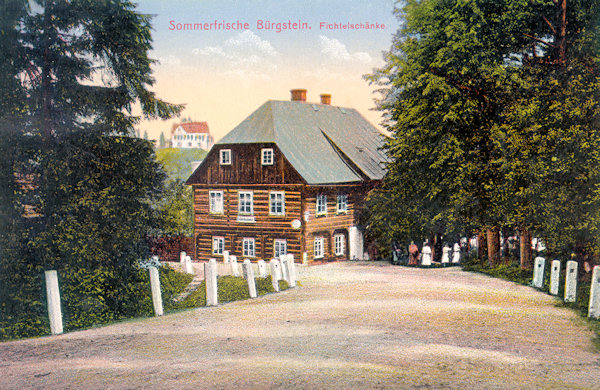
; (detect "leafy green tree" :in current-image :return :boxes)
[0,0,182,339]
[367,0,600,268]
[155,179,194,237]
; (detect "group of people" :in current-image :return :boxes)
[392,241,462,266]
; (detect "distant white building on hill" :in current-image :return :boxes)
[171,122,214,150]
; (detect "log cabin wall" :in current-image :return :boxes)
[302,185,362,262]
[190,142,307,262]
[190,143,305,185]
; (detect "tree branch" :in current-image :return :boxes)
[523,34,557,49]
[542,15,556,35]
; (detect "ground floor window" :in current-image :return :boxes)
[243,237,255,257]
[212,236,224,255]
[314,236,324,259]
[274,239,287,258]
[334,234,345,256]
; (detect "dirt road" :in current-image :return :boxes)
[1,262,599,389]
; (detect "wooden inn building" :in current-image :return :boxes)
[186,89,388,264]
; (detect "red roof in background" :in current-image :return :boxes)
[171,122,210,135]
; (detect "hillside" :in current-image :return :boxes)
[156,148,208,182]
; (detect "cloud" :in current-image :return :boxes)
[192,30,278,77]
[319,35,373,64]
[224,30,278,57]
[157,55,182,66]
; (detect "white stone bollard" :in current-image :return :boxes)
[302,252,308,265]
[205,258,218,306]
[285,254,296,288]
[45,270,63,335]
[269,259,281,292]
[452,243,461,264]
[180,251,187,264]
[550,260,561,296]
[565,260,578,303]
[148,266,164,316]
[441,246,451,264]
[421,246,432,266]
[257,260,268,278]
[533,257,545,289]
[184,255,194,275]
[279,255,289,282]
[588,266,600,319]
[243,259,257,298]
[230,255,240,277]
[223,250,230,264]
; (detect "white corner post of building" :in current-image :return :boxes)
[148,266,164,317]
[180,251,187,264]
[223,250,230,264]
[243,259,257,298]
[441,245,451,264]
[550,260,561,296]
[257,260,268,278]
[348,226,365,260]
[533,257,546,289]
[184,255,194,275]
[565,260,578,303]
[421,245,432,266]
[230,255,240,277]
[285,254,296,288]
[279,255,289,282]
[588,266,600,319]
[269,259,281,292]
[452,243,461,264]
[45,270,63,335]
[205,258,218,306]
[302,252,308,265]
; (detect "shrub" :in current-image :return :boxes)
[177,281,206,309]
[256,276,275,295]
[218,276,251,302]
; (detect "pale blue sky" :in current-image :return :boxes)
[134,0,400,141]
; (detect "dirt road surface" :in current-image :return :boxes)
[1,262,599,389]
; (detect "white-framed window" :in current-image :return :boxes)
[212,236,224,255]
[209,190,224,214]
[334,234,345,256]
[220,149,232,165]
[261,148,274,165]
[316,194,327,216]
[314,236,324,259]
[238,191,253,215]
[274,239,287,258]
[336,194,348,213]
[269,191,285,216]
[243,238,255,257]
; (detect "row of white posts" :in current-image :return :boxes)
[43,253,298,336]
[532,257,600,319]
[205,253,297,307]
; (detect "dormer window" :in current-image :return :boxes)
[220,149,231,165]
[261,148,274,165]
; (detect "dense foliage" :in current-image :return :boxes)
[0,0,182,339]
[367,0,600,265]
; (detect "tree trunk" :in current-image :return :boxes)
[556,0,567,65]
[477,230,487,261]
[520,228,533,269]
[486,227,501,266]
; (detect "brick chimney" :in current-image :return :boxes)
[290,89,307,102]
[320,94,331,105]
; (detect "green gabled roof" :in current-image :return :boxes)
[218,100,389,185]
